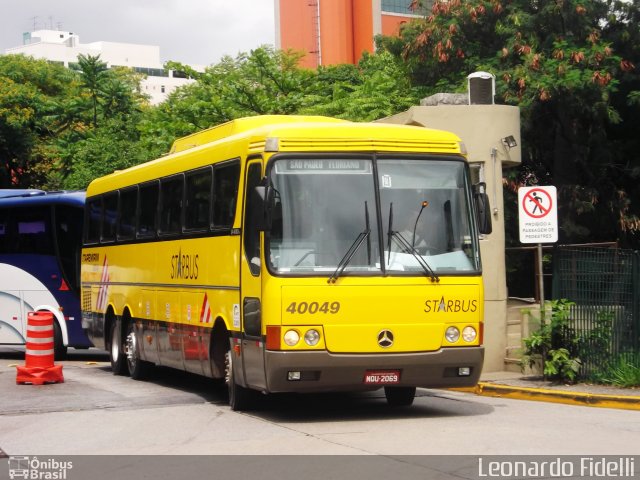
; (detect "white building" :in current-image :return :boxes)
[4,30,202,105]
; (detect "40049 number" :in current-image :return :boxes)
[285,301,341,315]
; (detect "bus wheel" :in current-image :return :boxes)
[225,350,255,411]
[384,386,416,407]
[109,320,128,376]
[53,320,68,361]
[124,322,150,380]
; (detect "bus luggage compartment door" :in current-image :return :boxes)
[0,290,25,344]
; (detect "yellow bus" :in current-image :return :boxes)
[81,115,492,410]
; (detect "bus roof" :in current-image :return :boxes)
[0,190,85,208]
[0,189,45,199]
[170,115,348,154]
[87,115,464,196]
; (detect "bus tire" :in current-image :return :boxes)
[109,319,128,376]
[225,350,255,411]
[53,320,68,361]
[210,321,228,379]
[124,320,151,380]
[384,386,416,407]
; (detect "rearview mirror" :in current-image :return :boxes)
[253,182,274,231]
[473,183,492,235]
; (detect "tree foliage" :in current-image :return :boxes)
[380,0,640,247]
[0,53,150,189]
[303,51,425,120]
[1,48,423,191]
[72,54,109,127]
[0,55,78,188]
[139,46,424,156]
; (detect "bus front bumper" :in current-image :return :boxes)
[263,346,484,393]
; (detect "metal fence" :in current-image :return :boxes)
[552,247,640,377]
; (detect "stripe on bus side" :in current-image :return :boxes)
[82,282,240,291]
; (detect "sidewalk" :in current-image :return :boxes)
[458,370,640,411]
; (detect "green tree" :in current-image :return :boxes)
[0,55,78,188]
[303,51,425,121]
[55,65,149,189]
[137,47,316,156]
[139,47,426,157]
[58,116,148,189]
[73,54,109,127]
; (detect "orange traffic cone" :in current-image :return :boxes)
[16,311,64,385]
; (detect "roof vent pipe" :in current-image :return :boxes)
[467,71,495,105]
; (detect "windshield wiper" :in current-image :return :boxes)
[386,202,440,283]
[328,202,371,284]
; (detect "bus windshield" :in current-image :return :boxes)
[268,158,381,274]
[267,156,480,276]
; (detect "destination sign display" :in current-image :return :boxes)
[275,159,371,174]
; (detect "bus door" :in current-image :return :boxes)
[239,160,266,389]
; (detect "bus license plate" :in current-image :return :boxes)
[363,370,401,385]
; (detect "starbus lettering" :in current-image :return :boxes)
[170,248,199,280]
[424,296,477,313]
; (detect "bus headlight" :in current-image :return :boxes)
[462,326,477,342]
[445,326,460,343]
[283,330,300,346]
[304,329,321,346]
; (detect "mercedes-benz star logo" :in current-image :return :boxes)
[377,329,394,348]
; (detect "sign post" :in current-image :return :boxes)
[518,186,558,322]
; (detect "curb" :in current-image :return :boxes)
[452,382,640,411]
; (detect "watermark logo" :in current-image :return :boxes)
[8,456,73,480]
[478,456,636,478]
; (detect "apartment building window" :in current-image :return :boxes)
[381,0,413,14]
[134,66,168,77]
[381,0,429,14]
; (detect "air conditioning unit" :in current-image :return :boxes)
[467,71,495,105]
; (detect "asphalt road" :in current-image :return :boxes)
[1,347,638,457]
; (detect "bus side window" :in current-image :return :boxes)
[85,198,101,244]
[137,181,159,238]
[212,161,240,229]
[15,207,53,255]
[159,175,184,236]
[55,204,83,292]
[184,167,212,232]
[118,187,137,241]
[0,208,11,252]
[101,193,118,243]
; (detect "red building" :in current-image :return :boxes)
[275,0,424,68]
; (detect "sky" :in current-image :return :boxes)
[0,0,277,67]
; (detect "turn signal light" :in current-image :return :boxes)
[266,325,281,350]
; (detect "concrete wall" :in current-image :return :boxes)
[380,104,521,372]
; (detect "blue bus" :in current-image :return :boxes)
[0,190,92,357]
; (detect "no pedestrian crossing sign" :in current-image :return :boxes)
[518,186,558,244]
